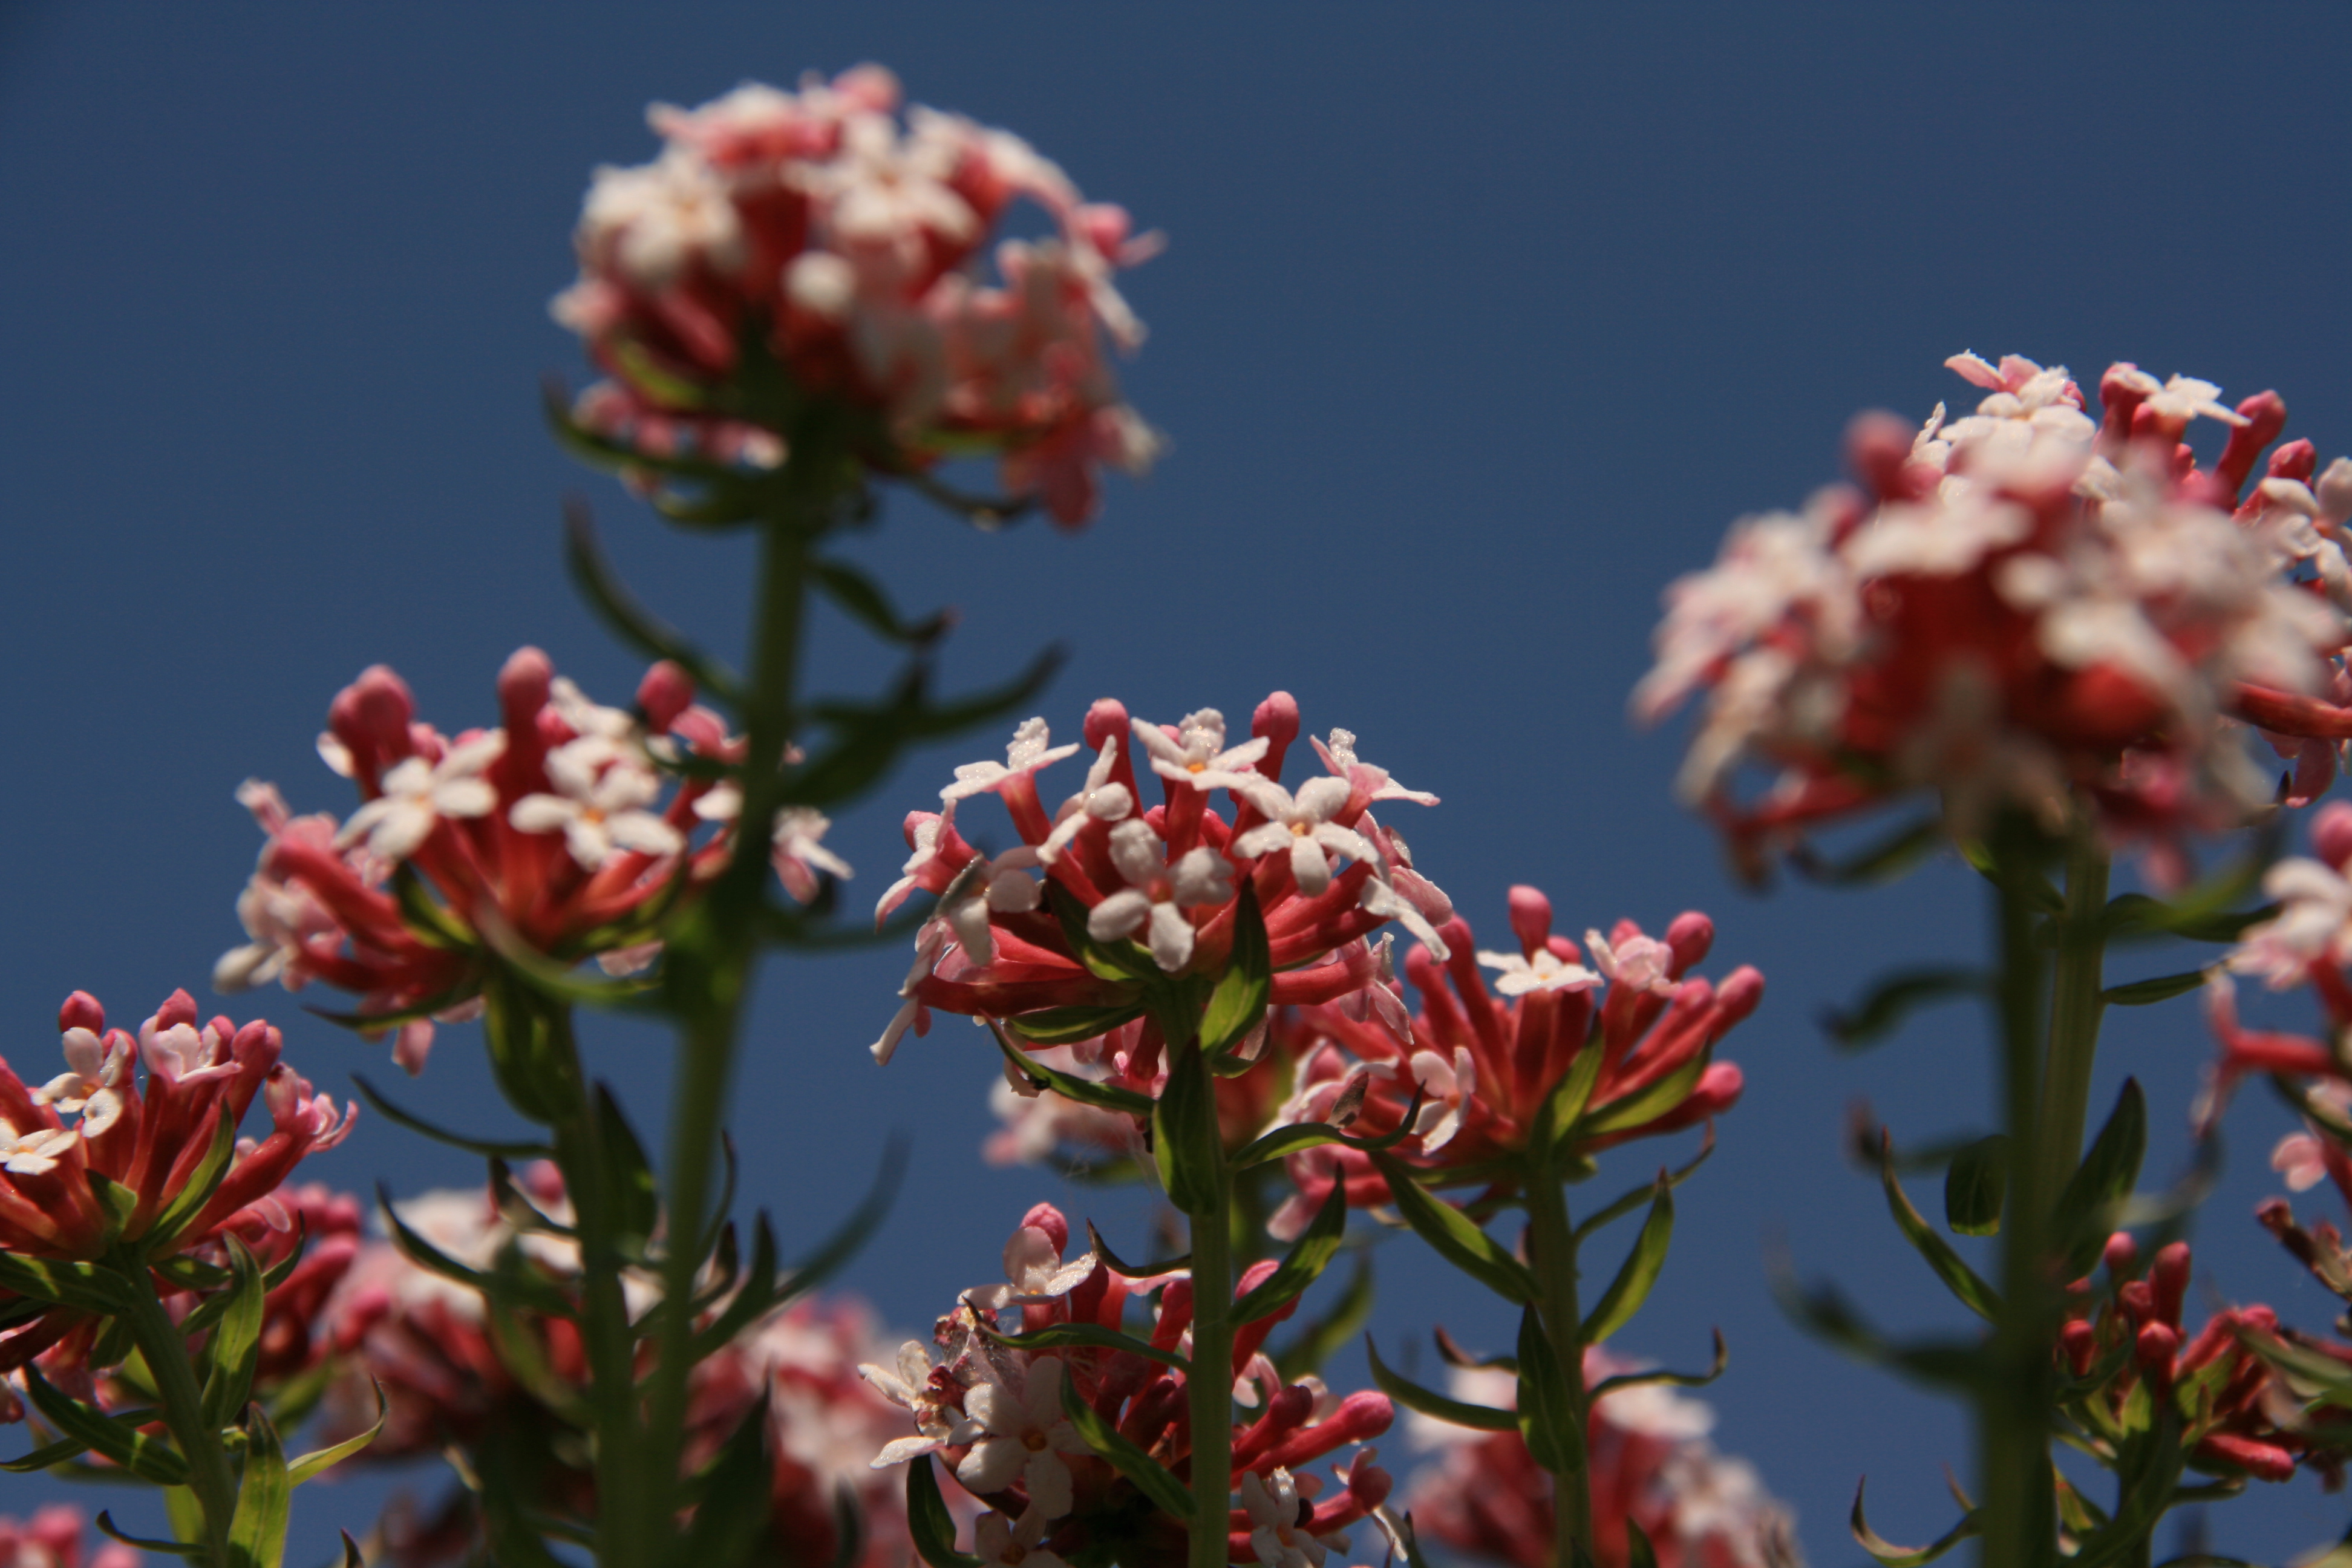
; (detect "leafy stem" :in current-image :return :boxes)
[1523,1157,1594,1566]
[114,1253,237,1566]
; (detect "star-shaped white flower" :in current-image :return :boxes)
[0,1120,78,1177]
[968,1223,1099,1311]
[938,846,1044,967]
[509,737,684,870]
[860,1340,979,1467]
[1477,947,1601,998]
[1242,1467,1330,1568]
[2230,857,2352,986]
[771,808,854,904]
[1039,739,1134,863]
[955,1357,1089,1518]
[1311,728,1439,806]
[1086,821,1232,972]
[336,731,506,862]
[875,807,955,924]
[1408,1047,1479,1152]
[2143,373,2247,430]
[1232,777,1381,897]
[36,1027,134,1138]
[1129,709,1270,794]
[944,717,1080,804]
[974,1509,1068,1568]
[1587,928,1679,997]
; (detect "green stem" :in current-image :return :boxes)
[2038,822,2111,1207]
[1184,1046,1236,1568]
[1981,821,2057,1568]
[119,1262,237,1567]
[1525,1161,1594,1568]
[637,463,818,1561]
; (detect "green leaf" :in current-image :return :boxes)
[2101,970,2209,1007]
[691,1215,782,1358]
[350,1074,553,1160]
[229,1403,292,1568]
[2053,1079,2148,1279]
[1514,1305,1580,1477]
[289,1380,385,1484]
[1589,1328,1728,1401]
[0,1250,133,1315]
[1877,1140,2002,1323]
[1003,1004,1150,1050]
[1534,1039,1609,1160]
[1820,968,1987,1050]
[1056,1362,1191,1520]
[1850,1478,1979,1567]
[1770,1267,1991,1393]
[1084,1222,1189,1280]
[1274,1253,1374,1382]
[90,1175,139,1244]
[1233,1183,1348,1326]
[564,498,742,704]
[139,1111,239,1255]
[1363,1334,1515,1432]
[1227,1083,1426,1170]
[979,1320,1190,1371]
[339,1531,366,1568]
[682,1396,776,1565]
[1,1431,97,1473]
[1572,1128,1715,1246]
[1791,814,1944,886]
[809,559,952,647]
[1201,881,1272,1057]
[2101,822,2280,944]
[1625,1517,1661,1568]
[1942,1135,2008,1238]
[23,1366,189,1486]
[1581,1175,1675,1344]
[904,1456,982,1568]
[200,1236,267,1429]
[2069,1418,2183,1568]
[988,1022,1153,1112]
[1154,1042,1225,1218]
[790,647,1065,809]
[593,1084,659,1252]
[94,1512,205,1558]
[1579,1052,1709,1137]
[1370,1151,1538,1304]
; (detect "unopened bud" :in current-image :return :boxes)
[1506,886,1553,960]
[2151,1241,2192,1328]
[2059,1319,2097,1377]
[2267,437,2318,486]
[1250,691,1299,778]
[637,661,695,731]
[2316,801,2352,871]
[153,990,199,1033]
[1714,965,1766,1025]
[1664,911,1714,976]
[1018,1203,1070,1255]
[57,991,104,1034]
[1845,410,1918,498]
[2136,1322,2180,1391]
[2103,1231,2140,1279]
[1082,698,1130,752]
[498,646,554,730]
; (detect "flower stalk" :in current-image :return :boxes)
[116,1256,237,1567]
[1523,1160,1595,1566]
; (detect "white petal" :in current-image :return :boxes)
[1088,890,1151,942]
[1146,902,1197,972]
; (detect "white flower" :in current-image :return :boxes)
[974,1509,1068,1568]
[1477,947,1600,998]
[943,717,1080,803]
[955,1357,1088,1518]
[861,1340,977,1467]
[771,808,853,904]
[1408,1047,1478,1152]
[1241,1467,1331,1568]
[876,807,954,924]
[871,921,949,1065]
[1129,709,1270,794]
[2143,373,2247,430]
[1039,739,1134,863]
[939,846,1044,967]
[573,146,747,290]
[1312,728,1439,805]
[968,1224,1099,1311]
[0,1120,77,1176]
[35,1027,134,1138]
[1232,776,1381,897]
[509,737,684,870]
[2229,857,2352,984]
[1086,821,1231,972]
[1587,928,1678,997]
[336,732,506,862]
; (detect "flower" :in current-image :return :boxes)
[0,1506,140,1568]
[509,736,685,870]
[1638,351,2351,878]
[554,69,1160,526]
[1267,889,1756,1240]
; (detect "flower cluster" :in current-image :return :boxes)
[0,990,352,1379]
[218,649,841,1073]
[2059,1233,2328,1485]
[1267,887,1756,1238]
[315,1169,913,1566]
[0,1507,138,1568]
[870,697,1451,1076]
[1405,1357,1803,1568]
[554,67,1161,525]
[864,1203,1393,1568]
[1638,351,2352,877]
[2197,800,2352,1126]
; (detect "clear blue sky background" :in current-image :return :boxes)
[7,5,2352,1563]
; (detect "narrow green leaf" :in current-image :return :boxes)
[0,1251,133,1315]
[809,559,952,647]
[23,1365,189,1486]
[1877,1141,2002,1323]
[1942,1135,2007,1238]
[979,1320,1190,1371]
[1625,1517,1661,1568]
[94,1512,205,1558]
[1581,1175,1675,1344]
[1201,881,1272,1057]
[350,1074,553,1160]
[339,1531,365,1568]
[1363,1334,1515,1432]
[691,1215,782,1358]
[988,1022,1153,1113]
[1514,1305,1579,1477]
[904,1456,983,1568]
[1850,1478,1979,1567]
[1003,1004,1151,1050]
[1370,1152,1538,1304]
[593,1084,659,1250]
[1154,1042,1224,1218]
[1233,1183,1348,1325]
[141,1113,238,1255]
[1228,1083,1426,1171]
[1083,1222,1188,1280]
[1,1432,94,1472]
[1820,968,1987,1050]
[2053,1079,2148,1279]
[288,1381,385,1485]
[1791,814,1942,887]
[200,1236,267,1429]
[1572,1128,1715,1246]
[89,1175,138,1244]
[2069,1417,2183,1568]
[1057,1364,1190,1520]
[1275,1253,1374,1382]
[1578,1052,1708,1137]
[682,1396,776,1564]
[2101,970,2208,1007]
[564,498,742,704]
[1589,1329,1728,1400]
[1535,1038,1609,1159]
[228,1403,291,1568]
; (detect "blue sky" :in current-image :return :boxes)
[7,5,2352,1562]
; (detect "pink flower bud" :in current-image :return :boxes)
[1506,886,1552,961]
[638,661,695,731]
[1845,410,1918,500]
[2150,1241,2192,1328]
[498,646,554,730]
[2195,1432,2296,1482]
[2103,1231,2140,1279]
[1664,911,1714,976]
[2059,1319,2097,1377]
[153,989,198,1033]
[1250,691,1299,779]
[57,991,103,1034]
[2315,801,2352,871]
[1018,1202,1068,1255]
[2135,1322,2180,1388]
[2215,391,2288,501]
[1082,699,1129,752]
[1345,1462,1393,1508]
[2268,438,2318,485]
[1713,965,1765,1025]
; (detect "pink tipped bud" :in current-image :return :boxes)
[2255,1196,2295,1237]
[2059,1319,2097,1377]
[1267,1383,1314,1429]
[2136,1321,2180,1383]
[2241,1304,2279,1334]
[2215,391,2289,502]
[1506,886,1553,960]
[1251,692,1299,778]
[1076,202,1134,255]
[1664,912,1714,976]
[1083,698,1130,751]
[1846,410,1918,498]
[2196,1432,2296,1482]
[498,647,554,729]
[637,661,695,731]
[1018,1203,1070,1254]
[154,990,198,1033]
[2314,801,2352,871]
[2100,363,2155,440]
[2151,1241,2192,1328]
[2269,437,2318,486]
[1325,1390,1394,1442]
[335,666,415,750]
[1690,1061,1745,1117]
[58,991,104,1034]
[1714,965,1766,1025]
[2103,1231,2141,1279]
[2120,1281,2154,1324]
